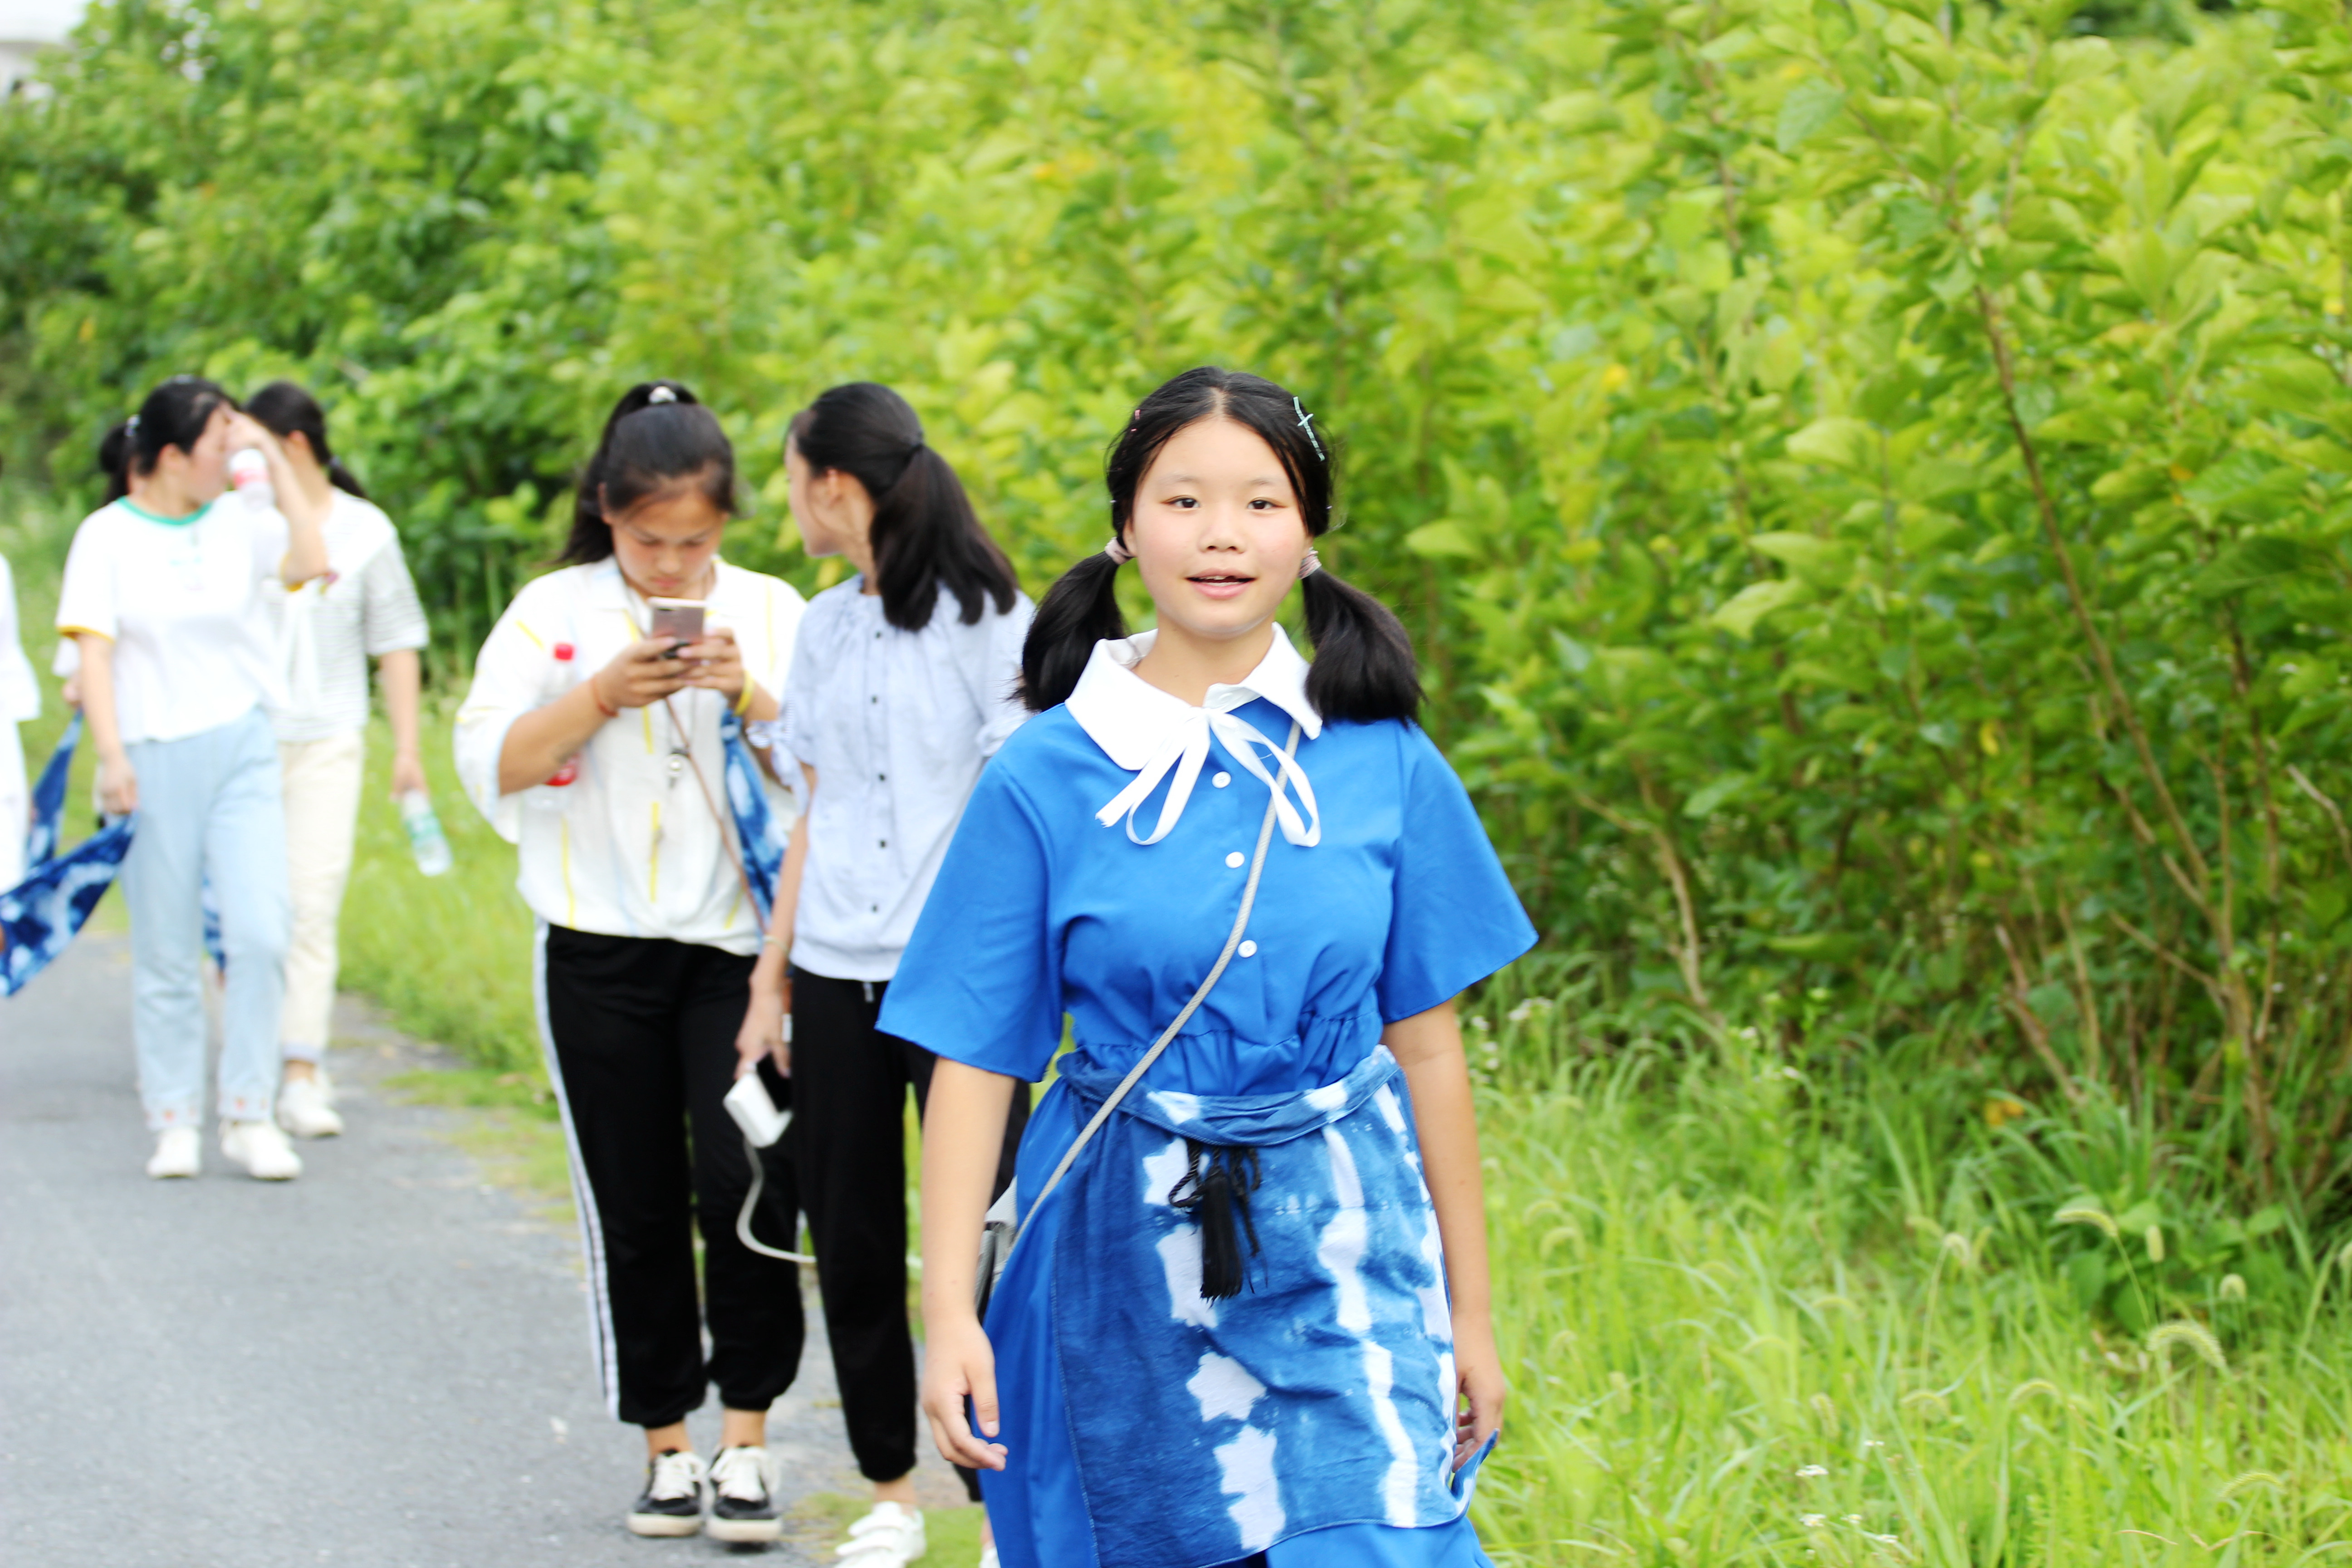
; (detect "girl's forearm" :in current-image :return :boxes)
[920,1059,1019,1325]
[495,681,610,795]
[1384,1001,1495,1323]
[382,648,422,759]
[77,636,123,759]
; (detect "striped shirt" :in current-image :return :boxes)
[267,492,430,743]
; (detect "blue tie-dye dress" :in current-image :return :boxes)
[878,647,1534,1568]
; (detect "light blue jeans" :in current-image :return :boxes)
[120,706,291,1129]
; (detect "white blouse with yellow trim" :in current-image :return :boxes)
[454,557,807,955]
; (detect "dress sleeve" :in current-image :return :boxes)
[877,759,1063,1081]
[1376,724,1537,1024]
[452,585,559,844]
[360,534,430,657]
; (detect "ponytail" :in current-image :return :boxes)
[1020,365,1422,722]
[245,380,369,499]
[1299,568,1421,721]
[789,382,1017,633]
[561,380,736,565]
[1020,549,1127,711]
[96,375,233,504]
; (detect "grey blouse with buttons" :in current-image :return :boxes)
[778,577,1034,981]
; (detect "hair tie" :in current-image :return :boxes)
[647,385,678,405]
[1103,535,1134,565]
[1298,547,1322,580]
[126,415,142,435]
[907,431,925,454]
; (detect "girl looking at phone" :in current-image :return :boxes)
[453,381,809,1543]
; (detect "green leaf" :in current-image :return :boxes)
[1711,578,1813,639]
[1786,416,1877,471]
[1403,520,1479,558]
[1749,532,1856,589]
[2193,535,2337,598]
[1775,79,1848,153]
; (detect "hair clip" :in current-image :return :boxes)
[647,385,678,405]
[126,414,142,435]
[1298,547,1322,580]
[1103,535,1135,564]
[1293,397,1324,461]
[1127,408,1141,432]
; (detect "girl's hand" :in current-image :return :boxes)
[389,749,428,799]
[921,1310,1009,1472]
[734,974,791,1079]
[676,625,746,700]
[223,410,283,458]
[594,637,692,711]
[98,753,138,816]
[1450,1313,1508,1471]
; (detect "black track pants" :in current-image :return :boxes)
[789,967,1029,1493]
[540,926,805,1428]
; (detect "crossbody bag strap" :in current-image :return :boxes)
[1003,719,1300,1263]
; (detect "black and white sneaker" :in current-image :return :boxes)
[708,1445,782,1543]
[627,1448,707,1537]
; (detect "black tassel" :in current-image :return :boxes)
[1169,1140,1263,1299]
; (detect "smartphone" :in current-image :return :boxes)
[647,597,705,647]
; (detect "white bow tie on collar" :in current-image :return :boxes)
[1093,695,1322,847]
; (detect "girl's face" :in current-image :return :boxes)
[1126,416,1312,647]
[784,436,872,561]
[152,405,235,505]
[604,481,727,599]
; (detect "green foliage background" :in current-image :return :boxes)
[10,0,2352,1554]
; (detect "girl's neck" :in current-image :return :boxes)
[847,537,879,593]
[127,469,204,520]
[1132,619,1276,707]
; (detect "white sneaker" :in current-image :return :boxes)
[276,1075,344,1138]
[147,1127,201,1179]
[707,1445,781,1543]
[220,1118,302,1180]
[627,1448,707,1537]
[836,1500,925,1565]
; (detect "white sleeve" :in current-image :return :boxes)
[54,514,120,643]
[0,556,39,724]
[453,585,562,844]
[973,594,1035,757]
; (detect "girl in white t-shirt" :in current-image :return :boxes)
[243,381,431,1140]
[55,376,330,1182]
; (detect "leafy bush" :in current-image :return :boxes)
[5,0,2350,1206]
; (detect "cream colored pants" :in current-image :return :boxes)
[278,729,365,1061]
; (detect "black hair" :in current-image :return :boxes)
[1021,366,1421,723]
[97,376,234,504]
[245,380,368,499]
[561,380,737,565]
[789,382,1018,633]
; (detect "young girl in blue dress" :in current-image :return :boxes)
[878,367,1534,1568]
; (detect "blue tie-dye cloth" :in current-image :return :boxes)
[3,715,134,998]
[1054,1045,1476,1566]
[719,709,786,924]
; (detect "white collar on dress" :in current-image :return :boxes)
[1066,623,1323,846]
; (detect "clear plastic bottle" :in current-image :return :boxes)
[398,792,454,877]
[532,642,583,808]
[227,447,274,512]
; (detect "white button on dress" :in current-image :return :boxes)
[1237,940,1259,957]
[1213,771,1231,788]
[1225,851,1245,868]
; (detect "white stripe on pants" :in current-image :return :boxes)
[277,729,365,1060]
[119,707,291,1130]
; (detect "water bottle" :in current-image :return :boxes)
[227,446,274,511]
[398,791,454,877]
[536,642,583,802]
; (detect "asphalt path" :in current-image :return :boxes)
[0,934,960,1567]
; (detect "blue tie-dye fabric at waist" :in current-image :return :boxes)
[1051,1045,1476,1568]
